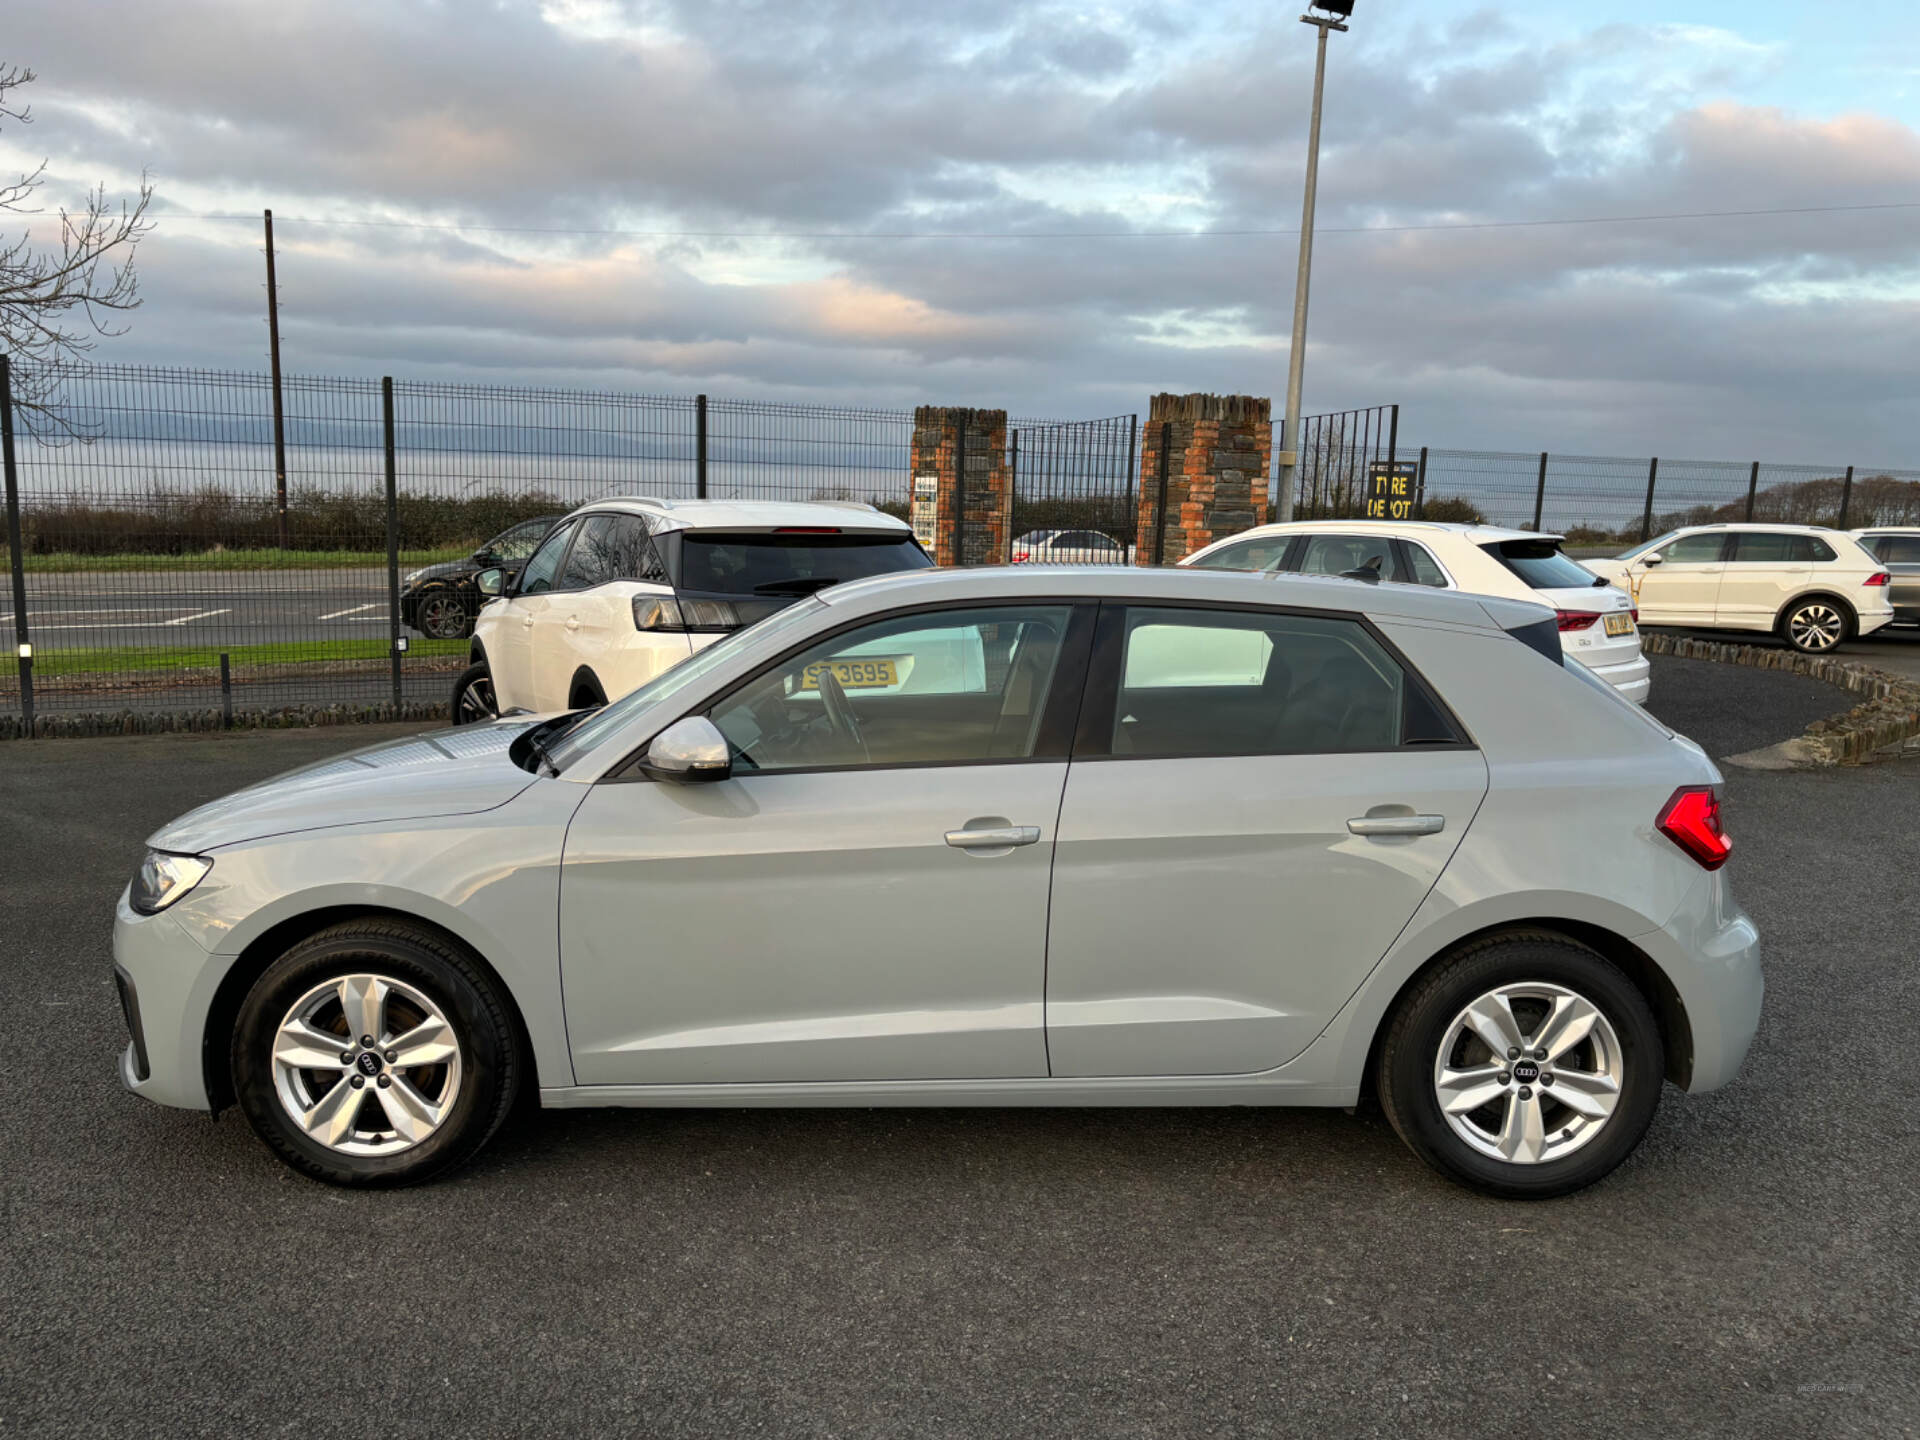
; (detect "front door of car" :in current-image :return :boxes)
[1044,603,1488,1077]
[1716,532,1815,627]
[488,518,576,710]
[1628,532,1727,623]
[529,513,625,710]
[558,601,1094,1086]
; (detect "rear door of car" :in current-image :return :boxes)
[1717,532,1814,628]
[1042,601,1488,1077]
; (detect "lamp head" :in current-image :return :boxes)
[1306,0,1354,17]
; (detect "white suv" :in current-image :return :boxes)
[1181,521,1651,703]
[1581,524,1894,654]
[459,498,929,718]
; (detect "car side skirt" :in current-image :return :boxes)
[539,1077,1359,1108]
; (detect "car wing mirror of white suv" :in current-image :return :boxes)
[640,716,734,783]
[476,567,507,597]
[1640,552,1664,567]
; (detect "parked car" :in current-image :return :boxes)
[1010,529,1131,564]
[1581,524,1893,653]
[453,497,931,721]
[1181,521,1652,704]
[1850,528,1920,625]
[400,514,564,641]
[114,564,1760,1199]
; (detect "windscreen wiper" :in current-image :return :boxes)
[752,576,843,595]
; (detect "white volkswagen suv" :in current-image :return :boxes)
[459,498,930,718]
[1581,524,1894,654]
[1182,521,1651,703]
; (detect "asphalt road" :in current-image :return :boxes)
[2,656,1916,1437]
[5,568,406,651]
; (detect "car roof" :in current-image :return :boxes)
[1853,526,1920,535]
[1200,520,1562,547]
[1668,522,1843,534]
[565,496,910,535]
[818,563,1549,631]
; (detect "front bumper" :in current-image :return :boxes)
[112,888,225,1112]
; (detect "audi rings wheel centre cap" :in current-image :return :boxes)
[1512,1059,1541,1084]
[355,1051,382,1077]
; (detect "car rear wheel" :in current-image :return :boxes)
[1376,934,1664,1198]
[230,920,521,1187]
[1781,597,1850,653]
[450,662,497,725]
[416,587,474,641]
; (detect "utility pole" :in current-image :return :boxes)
[1274,2,1353,523]
[264,208,289,549]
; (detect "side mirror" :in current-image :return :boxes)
[1640,553,1664,567]
[640,716,733,783]
[476,567,507,597]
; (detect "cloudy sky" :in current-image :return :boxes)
[5,0,1919,462]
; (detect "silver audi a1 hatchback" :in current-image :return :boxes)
[113,566,1761,1198]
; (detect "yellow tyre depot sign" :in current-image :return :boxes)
[1364,460,1419,521]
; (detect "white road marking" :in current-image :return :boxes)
[164,609,232,626]
[317,603,379,620]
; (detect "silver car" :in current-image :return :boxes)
[114,566,1762,1198]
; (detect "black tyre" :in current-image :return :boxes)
[1779,596,1850,654]
[230,919,521,1188]
[1376,933,1663,1199]
[450,662,497,725]
[417,586,475,641]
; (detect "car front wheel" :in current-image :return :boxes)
[230,920,521,1187]
[1376,933,1664,1198]
[1781,597,1849,653]
[450,662,497,725]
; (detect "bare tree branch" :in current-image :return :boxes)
[0,63,155,436]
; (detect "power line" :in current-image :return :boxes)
[161,199,1920,242]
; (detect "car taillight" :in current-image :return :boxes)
[632,597,743,632]
[1629,607,1639,623]
[1657,786,1731,871]
[1555,610,1600,631]
[1865,572,1891,587]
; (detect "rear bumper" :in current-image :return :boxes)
[1857,609,1894,638]
[1641,879,1763,1094]
[1576,651,1652,705]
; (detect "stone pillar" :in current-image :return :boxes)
[910,406,1010,566]
[1134,393,1272,565]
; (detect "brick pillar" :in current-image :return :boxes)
[1134,393,1272,565]
[910,406,1010,566]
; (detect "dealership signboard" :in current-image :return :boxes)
[1364,460,1419,521]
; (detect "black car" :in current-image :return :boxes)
[401,515,564,640]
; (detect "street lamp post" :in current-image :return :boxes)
[1275,1,1352,523]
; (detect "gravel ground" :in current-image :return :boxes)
[2,665,1916,1439]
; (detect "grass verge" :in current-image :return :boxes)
[22,637,469,679]
[10,547,469,573]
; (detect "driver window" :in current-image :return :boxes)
[1657,534,1727,564]
[516,520,577,595]
[709,605,1074,772]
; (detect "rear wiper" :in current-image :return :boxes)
[753,576,842,595]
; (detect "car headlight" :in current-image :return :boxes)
[130,850,213,915]
[404,569,424,585]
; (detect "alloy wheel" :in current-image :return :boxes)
[270,974,464,1157]
[1431,982,1624,1165]
[418,591,470,640]
[455,672,496,723]
[1787,603,1844,652]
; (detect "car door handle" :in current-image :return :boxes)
[565,616,581,631]
[1348,814,1444,836]
[521,614,535,628]
[944,826,1041,849]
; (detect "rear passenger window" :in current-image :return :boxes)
[1730,533,1814,564]
[1297,534,1393,580]
[1877,536,1920,563]
[558,515,620,589]
[604,514,668,583]
[1401,543,1448,587]
[1111,607,1414,757]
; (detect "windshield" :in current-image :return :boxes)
[1483,539,1604,591]
[678,533,931,594]
[1615,531,1678,561]
[545,597,828,770]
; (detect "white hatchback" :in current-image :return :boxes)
[1581,524,1894,654]
[1181,521,1651,703]
[460,498,930,718]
